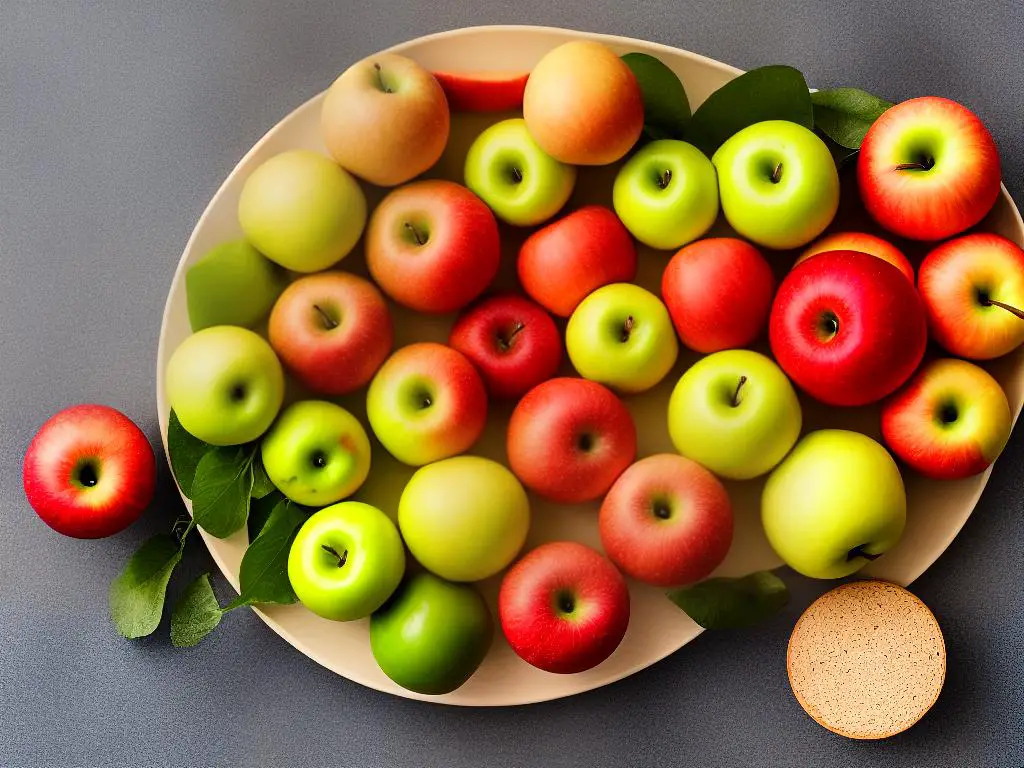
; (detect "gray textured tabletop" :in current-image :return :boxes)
[2,2,1023,767]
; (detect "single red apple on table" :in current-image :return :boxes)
[23,405,156,538]
[506,378,636,504]
[432,70,529,112]
[499,541,630,674]
[796,231,915,283]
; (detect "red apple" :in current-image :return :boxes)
[858,96,1001,241]
[506,378,636,503]
[881,358,1011,480]
[598,454,733,587]
[661,238,775,354]
[448,294,562,399]
[769,250,928,407]
[23,405,156,538]
[366,180,500,314]
[917,233,1024,360]
[796,231,914,283]
[268,272,393,396]
[499,541,630,674]
[432,70,528,112]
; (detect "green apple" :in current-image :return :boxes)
[165,325,284,445]
[668,349,801,480]
[464,118,576,226]
[370,572,493,695]
[238,149,367,272]
[712,120,839,250]
[612,139,719,249]
[398,455,530,582]
[566,283,678,393]
[762,429,906,579]
[260,400,371,507]
[185,240,288,331]
[288,501,405,621]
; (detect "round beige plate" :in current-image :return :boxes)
[157,25,1024,706]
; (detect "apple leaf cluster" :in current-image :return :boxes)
[621,52,691,141]
[667,571,789,629]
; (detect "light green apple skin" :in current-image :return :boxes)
[260,400,371,507]
[566,283,679,394]
[165,325,285,446]
[668,350,801,480]
[238,149,367,272]
[398,456,530,582]
[287,501,405,622]
[464,118,576,227]
[712,120,840,250]
[612,139,719,249]
[185,240,288,331]
[762,429,907,579]
[370,572,493,695]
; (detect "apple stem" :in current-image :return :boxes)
[498,321,526,351]
[312,304,339,330]
[984,298,1024,320]
[510,167,523,184]
[321,545,348,568]
[657,169,672,189]
[404,222,426,246]
[847,545,882,562]
[620,315,635,342]
[770,163,783,184]
[894,159,934,172]
[372,62,392,94]
[731,376,748,407]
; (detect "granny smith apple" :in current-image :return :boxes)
[261,400,371,507]
[288,501,405,621]
[185,240,288,331]
[370,572,493,695]
[566,283,678,393]
[612,139,719,249]
[713,120,839,250]
[464,118,576,226]
[668,349,801,480]
[165,325,284,445]
[762,429,906,579]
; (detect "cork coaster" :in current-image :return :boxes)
[787,580,946,740]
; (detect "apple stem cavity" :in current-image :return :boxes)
[846,545,883,563]
[983,297,1024,321]
[321,544,349,568]
[313,303,339,330]
[498,321,526,352]
[770,163,783,184]
[372,62,392,94]
[731,376,748,407]
[404,222,427,246]
[76,462,99,488]
[656,169,672,189]
[620,315,635,343]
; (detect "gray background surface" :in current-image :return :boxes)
[1,2,1022,766]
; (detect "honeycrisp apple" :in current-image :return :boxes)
[185,240,287,331]
[432,69,529,112]
[796,231,914,283]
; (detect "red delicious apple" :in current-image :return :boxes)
[448,294,562,399]
[661,238,775,354]
[23,405,156,538]
[499,541,630,674]
[598,454,733,587]
[506,378,637,503]
[518,205,637,317]
[366,180,500,314]
[769,250,928,407]
[858,96,1001,241]
[432,70,529,112]
[268,272,393,396]
[796,231,915,283]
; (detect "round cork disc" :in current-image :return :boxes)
[787,580,946,739]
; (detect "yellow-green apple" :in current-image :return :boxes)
[598,454,733,587]
[22,405,156,538]
[398,456,530,582]
[448,294,562,400]
[668,350,801,480]
[661,238,775,353]
[370,572,493,695]
[238,149,366,272]
[464,118,576,226]
[518,205,637,317]
[365,180,500,313]
[566,283,678,393]
[769,251,927,407]
[185,240,287,331]
[762,429,906,579]
[432,70,528,112]
[260,400,371,507]
[796,231,914,283]
[917,233,1024,359]
[287,501,405,621]
[268,272,392,396]
[165,326,284,445]
[366,343,488,466]
[713,120,839,249]
[858,96,1001,241]
[321,53,449,187]
[507,378,636,504]
[881,358,1011,480]
[612,139,719,250]
[499,541,629,674]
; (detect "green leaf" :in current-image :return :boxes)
[811,87,893,149]
[225,499,309,610]
[667,571,789,630]
[686,65,813,156]
[170,573,223,647]
[167,410,211,498]
[250,451,277,499]
[109,534,183,638]
[191,447,253,538]
[622,52,690,141]
[248,490,285,542]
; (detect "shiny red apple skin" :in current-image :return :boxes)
[499,541,630,674]
[797,231,915,284]
[506,378,637,503]
[769,250,928,407]
[23,405,156,538]
[432,70,528,112]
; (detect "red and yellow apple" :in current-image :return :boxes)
[432,70,528,112]
[796,231,914,283]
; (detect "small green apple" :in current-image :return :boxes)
[185,240,288,331]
